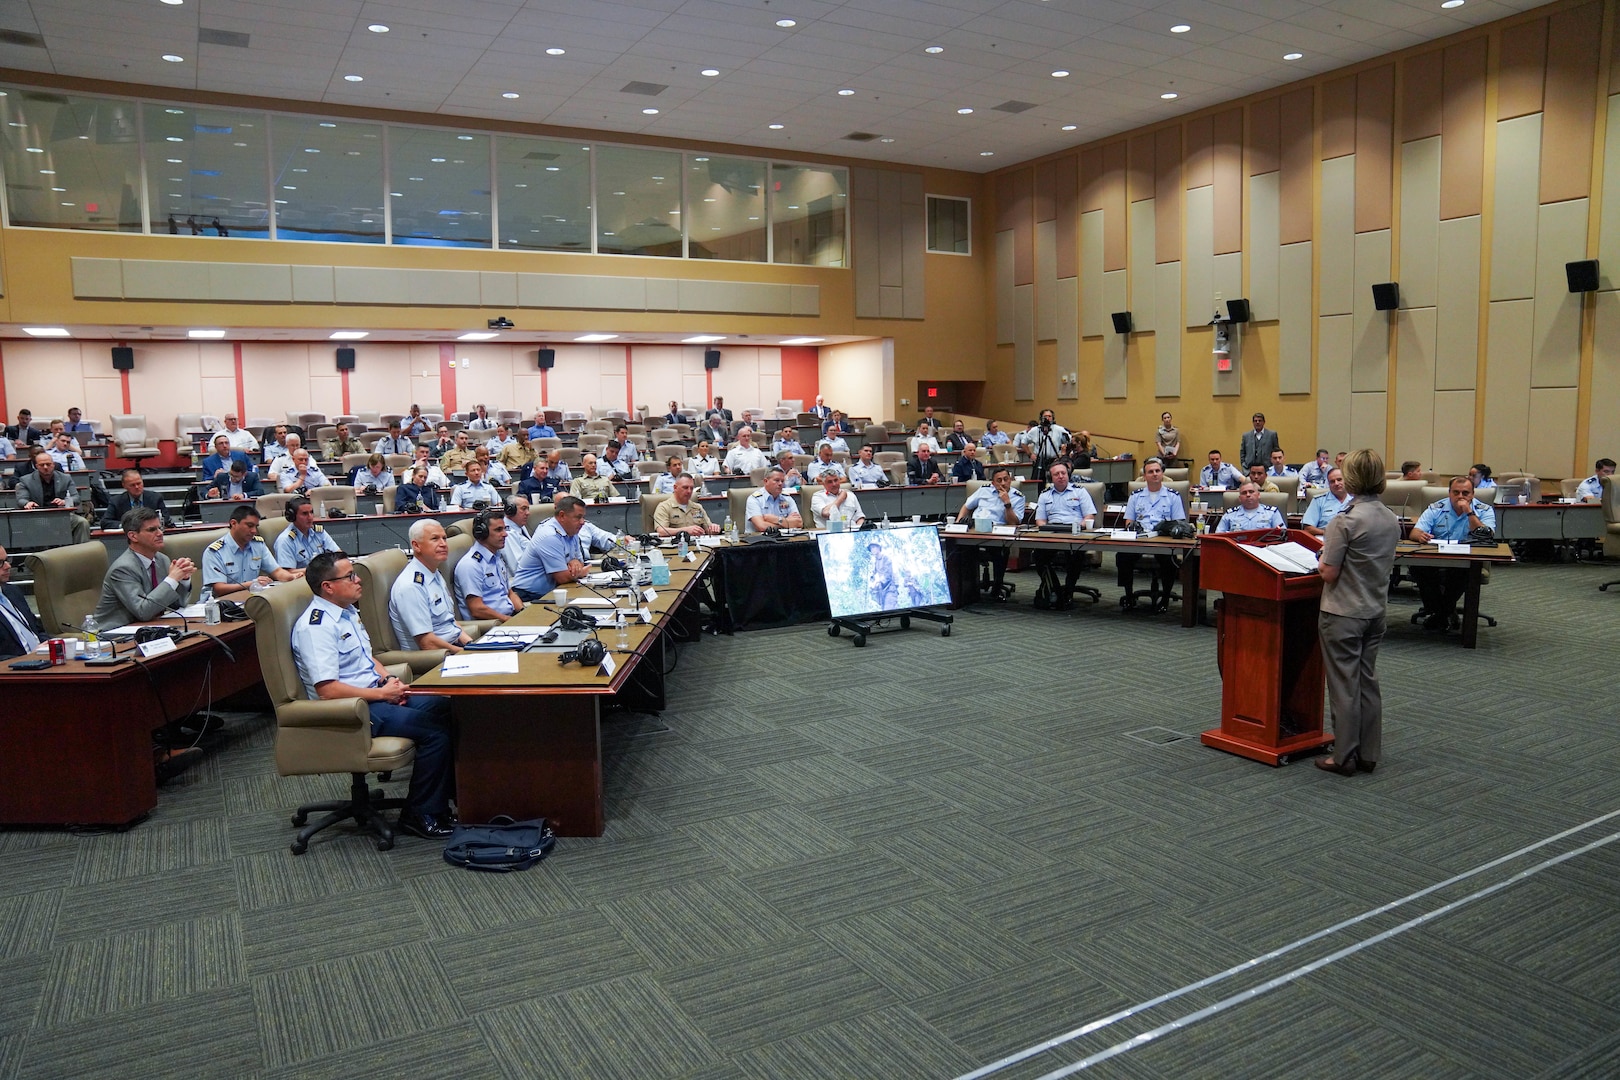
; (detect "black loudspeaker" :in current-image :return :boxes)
[111,346,134,371]
[537,347,556,370]
[1223,298,1251,324]
[704,349,721,370]
[1371,282,1400,311]
[336,347,356,371]
[1567,259,1600,293]
[1110,311,1133,334]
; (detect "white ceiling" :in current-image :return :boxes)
[0,0,1545,172]
[1,325,872,345]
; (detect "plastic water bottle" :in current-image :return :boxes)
[202,585,220,625]
[677,532,689,560]
[1523,477,1534,505]
[615,609,629,650]
[81,612,103,659]
[881,512,891,530]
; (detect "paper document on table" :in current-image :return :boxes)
[176,604,208,618]
[1239,541,1319,574]
[570,597,614,607]
[480,626,547,642]
[440,653,520,677]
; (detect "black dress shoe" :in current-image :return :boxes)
[396,811,454,840]
[1357,760,1378,773]
[1315,754,1358,776]
[178,714,225,736]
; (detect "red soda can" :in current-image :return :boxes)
[47,638,66,665]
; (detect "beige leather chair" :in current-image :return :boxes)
[649,427,681,446]
[1271,474,1301,501]
[1258,492,1291,513]
[244,581,416,854]
[351,548,447,675]
[1600,476,1620,557]
[641,493,670,533]
[309,485,357,516]
[1380,479,1428,518]
[256,492,294,520]
[636,460,664,479]
[341,453,371,474]
[26,541,109,635]
[260,517,293,552]
[109,415,160,462]
[162,527,230,604]
[1420,484,1450,509]
[728,487,754,531]
[654,443,686,461]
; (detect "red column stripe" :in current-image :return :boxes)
[624,344,634,416]
[439,343,458,417]
[233,342,246,423]
[0,341,8,422]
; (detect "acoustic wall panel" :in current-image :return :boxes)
[1435,215,1482,389]
[1530,197,1587,388]
[208,262,293,303]
[1103,269,1128,398]
[1319,156,1356,315]
[1350,391,1387,453]
[996,230,1015,344]
[1431,390,1477,474]
[516,273,645,311]
[1129,198,1157,328]
[1057,277,1079,401]
[70,257,121,299]
[854,169,881,317]
[1540,2,1602,205]
[1489,114,1542,301]
[1154,261,1182,397]
[1317,314,1354,452]
[1399,136,1441,309]
[1394,307,1438,466]
[1526,387,1578,478]
[1081,209,1105,337]
[1248,172,1280,321]
[901,171,926,319]
[879,286,903,318]
[1600,96,1620,289]
[1278,241,1314,394]
[122,259,210,300]
[291,265,334,303]
[1036,220,1058,341]
[1212,250,1242,316]
[1015,284,1035,401]
[480,272,518,308]
[1482,298,1535,470]
[1184,185,1214,327]
[1352,229,1392,393]
[1590,291,1620,456]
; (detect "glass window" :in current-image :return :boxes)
[771,163,847,266]
[927,195,971,255]
[0,89,142,231]
[143,104,268,238]
[269,116,384,243]
[495,136,590,252]
[685,154,765,262]
[389,127,490,248]
[595,145,683,256]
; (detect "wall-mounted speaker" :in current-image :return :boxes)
[703,349,721,370]
[1371,282,1400,311]
[1110,311,1133,334]
[1566,259,1600,293]
[111,346,134,371]
[335,347,356,371]
[1223,298,1251,324]
[537,347,556,370]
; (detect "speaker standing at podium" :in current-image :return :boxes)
[1314,449,1400,777]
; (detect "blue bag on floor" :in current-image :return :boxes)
[442,815,556,872]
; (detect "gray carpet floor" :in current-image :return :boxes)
[3,555,1619,1079]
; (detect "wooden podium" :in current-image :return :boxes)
[1199,530,1334,765]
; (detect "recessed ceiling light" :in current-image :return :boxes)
[769,123,784,129]
[166,157,181,163]
[188,329,226,339]
[575,333,618,342]
[344,74,363,82]
[683,335,726,344]
[1441,0,1464,7]
[22,327,70,337]
[368,23,389,32]
[458,332,498,341]
[980,151,994,156]
[329,331,368,340]
[957,107,973,115]
[545,166,559,171]
[1062,124,1077,131]
[160,0,183,5]
[1171,24,1191,33]
[162,54,184,62]
[925,45,944,54]
[1051,69,1070,78]
[430,157,446,163]
[1161,92,1179,100]
[166,136,183,142]
[24,147,40,153]
[780,337,824,345]
[837,88,854,96]
[50,186,64,191]
[643,108,659,115]
[502,92,519,99]
[701,68,720,76]
[546,47,565,55]
[1284,52,1304,60]
[775,18,796,27]
[319,122,336,128]
[879,137,895,143]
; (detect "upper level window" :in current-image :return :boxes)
[927,195,970,255]
[1,90,142,232]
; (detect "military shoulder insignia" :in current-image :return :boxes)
[308,609,324,624]
[313,524,324,532]
[208,539,225,551]
[472,551,484,562]
[413,571,425,584]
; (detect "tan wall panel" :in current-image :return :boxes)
[480,271,517,308]
[1103,270,1128,398]
[1599,96,1620,288]
[1102,141,1128,272]
[1054,155,1079,280]
[1431,390,1477,474]
[1057,278,1079,400]
[1249,96,1280,176]
[1155,126,1183,262]
[123,259,210,301]
[1352,229,1392,392]
[1279,241,1314,394]
[1280,88,1316,244]
[1081,146,1104,213]
[1036,219,1058,341]
[995,170,1022,232]
[819,341,887,424]
[345,344,413,415]
[456,345,518,412]
[1526,387,1578,476]
[1540,2,1602,203]
[1249,172,1280,322]
[996,230,1015,344]
[1081,209,1105,338]
[546,345,604,412]
[1590,291,1620,457]
[1399,136,1442,309]
[1435,215,1483,389]
[1482,298,1535,469]
[1349,391,1387,453]
[854,174,880,318]
[242,344,314,423]
[70,257,121,299]
[1394,307,1438,465]
[127,345,204,424]
[198,343,235,380]
[1497,16,1548,120]
[1530,197,1588,388]
[1130,198,1158,329]
[1442,37,1488,219]
[291,265,334,303]
[1185,116,1213,188]
[1128,134,1155,203]
[209,262,293,303]
[1212,108,1244,254]
[1403,50,1444,141]
[630,345,684,417]
[1319,156,1356,315]
[1489,114,1543,301]
[1154,261,1182,397]
[1355,65,1395,234]
[1318,314,1354,452]
[1183,185,1214,328]
[1034,159,1057,223]
[1213,252,1242,313]
[1322,76,1357,159]
[1014,284,1036,400]
[879,286,903,318]
[1009,168,1035,287]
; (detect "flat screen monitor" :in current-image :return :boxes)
[816,525,952,619]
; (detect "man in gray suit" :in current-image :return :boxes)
[93,507,197,629]
[15,449,90,543]
[1239,412,1281,471]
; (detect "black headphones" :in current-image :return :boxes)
[558,638,607,667]
[284,496,311,522]
[502,496,520,519]
[601,555,628,573]
[552,605,596,632]
[472,508,498,541]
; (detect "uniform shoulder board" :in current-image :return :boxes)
[413,570,425,584]
[472,550,484,562]
[208,539,225,551]
[312,524,325,533]
[250,536,266,545]
[308,608,324,625]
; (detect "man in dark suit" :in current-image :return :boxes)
[810,395,831,421]
[16,449,92,544]
[662,400,684,425]
[4,408,39,448]
[1240,412,1281,471]
[104,467,173,528]
[708,396,733,424]
[92,507,197,630]
[0,546,45,661]
[199,434,255,481]
[202,459,264,501]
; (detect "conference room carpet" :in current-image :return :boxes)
[2,556,1619,1079]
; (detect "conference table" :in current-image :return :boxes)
[410,549,713,836]
[1491,501,1606,542]
[0,507,83,549]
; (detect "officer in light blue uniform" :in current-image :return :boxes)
[274,497,343,570]
[1034,471,1098,526]
[1030,463,1097,607]
[1216,485,1286,532]
[448,461,501,510]
[1575,458,1614,500]
[1409,478,1497,629]
[959,475,1026,524]
[388,547,468,650]
[1302,487,1351,533]
[1199,453,1244,488]
[203,506,293,596]
[1413,487,1496,540]
[745,470,801,533]
[512,495,619,599]
[453,516,518,619]
[1118,459,1187,607]
[848,449,887,486]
